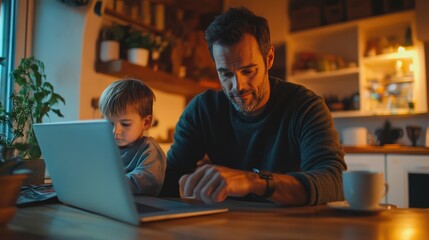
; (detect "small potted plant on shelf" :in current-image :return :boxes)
[0,56,65,185]
[99,23,126,62]
[125,28,154,67]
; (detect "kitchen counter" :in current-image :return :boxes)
[343,145,429,155]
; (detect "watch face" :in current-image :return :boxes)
[254,169,273,179]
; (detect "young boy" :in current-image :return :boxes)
[99,79,166,195]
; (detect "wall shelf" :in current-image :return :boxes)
[286,9,427,117]
[289,67,359,82]
[95,60,219,98]
[362,49,417,65]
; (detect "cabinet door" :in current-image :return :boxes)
[344,154,386,204]
[386,154,429,208]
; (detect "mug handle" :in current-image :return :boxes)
[382,182,389,198]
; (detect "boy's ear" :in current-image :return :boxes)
[142,115,153,129]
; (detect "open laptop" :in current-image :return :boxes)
[33,120,228,225]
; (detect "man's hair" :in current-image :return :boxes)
[99,79,155,118]
[205,7,271,60]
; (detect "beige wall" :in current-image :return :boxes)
[32,0,185,140]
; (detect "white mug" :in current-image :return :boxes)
[342,171,387,210]
[342,127,367,146]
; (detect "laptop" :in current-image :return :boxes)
[33,120,228,225]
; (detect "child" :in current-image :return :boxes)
[99,79,166,195]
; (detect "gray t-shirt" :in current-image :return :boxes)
[120,136,166,195]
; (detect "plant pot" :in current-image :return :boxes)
[1,145,17,163]
[100,40,120,62]
[0,174,28,226]
[17,158,46,186]
[128,48,150,67]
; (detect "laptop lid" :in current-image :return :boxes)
[33,120,227,225]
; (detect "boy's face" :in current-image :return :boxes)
[105,111,152,147]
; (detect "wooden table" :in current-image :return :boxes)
[1,200,428,240]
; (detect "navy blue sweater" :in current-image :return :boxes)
[161,77,346,205]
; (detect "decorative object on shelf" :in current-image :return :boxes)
[125,29,154,67]
[323,0,344,24]
[99,23,125,62]
[289,0,414,31]
[142,0,151,26]
[375,120,404,146]
[406,125,422,147]
[289,0,322,31]
[1,57,65,185]
[292,51,348,74]
[154,3,165,31]
[342,127,368,146]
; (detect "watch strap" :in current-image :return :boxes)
[253,168,275,198]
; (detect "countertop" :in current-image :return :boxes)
[343,145,429,155]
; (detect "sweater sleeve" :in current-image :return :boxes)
[288,91,347,205]
[126,138,166,196]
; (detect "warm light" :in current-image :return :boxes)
[400,227,416,240]
[409,63,415,72]
[395,60,403,73]
[398,46,406,53]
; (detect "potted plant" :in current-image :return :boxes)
[99,23,125,62]
[0,56,65,185]
[125,28,154,67]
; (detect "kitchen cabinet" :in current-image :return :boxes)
[344,153,386,204]
[386,154,429,208]
[345,149,429,208]
[286,10,427,118]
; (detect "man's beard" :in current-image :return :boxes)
[223,74,269,115]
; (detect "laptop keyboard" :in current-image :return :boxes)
[135,202,167,214]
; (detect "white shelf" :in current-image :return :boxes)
[289,67,359,82]
[362,50,417,65]
[332,109,427,118]
[331,110,365,118]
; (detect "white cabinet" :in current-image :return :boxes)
[345,153,429,208]
[386,154,429,208]
[344,154,386,204]
[286,10,427,118]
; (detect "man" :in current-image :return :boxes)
[160,7,346,205]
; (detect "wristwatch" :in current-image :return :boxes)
[253,168,275,198]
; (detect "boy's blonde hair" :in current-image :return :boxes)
[99,79,155,118]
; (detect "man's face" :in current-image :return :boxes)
[212,34,274,116]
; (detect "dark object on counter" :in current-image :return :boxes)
[406,125,422,147]
[375,120,403,146]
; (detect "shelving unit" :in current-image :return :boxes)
[288,67,359,82]
[286,10,427,118]
[96,0,222,100]
[96,60,219,100]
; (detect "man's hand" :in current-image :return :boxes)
[179,164,259,203]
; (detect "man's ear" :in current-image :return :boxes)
[142,115,153,130]
[266,45,275,70]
